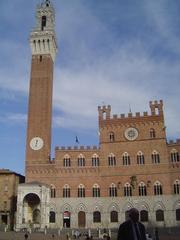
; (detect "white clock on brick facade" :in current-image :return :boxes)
[124,127,138,141]
[30,137,44,150]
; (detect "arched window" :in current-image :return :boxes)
[152,150,160,164]
[49,211,56,223]
[92,154,99,166]
[92,184,100,197]
[93,211,101,222]
[137,151,145,165]
[50,185,56,198]
[109,132,115,142]
[109,183,117,197]
[176,209,180,221]
[110,211,118,222]
[78,154,85,167]
[63,154,71,167]
[78,184,85,198]
[154,181,163,195]
[150,128,156,138]
[108,153,116,166]
[123,152,130,165]
[124,183,132,197]
[41,16,47,31]
[140,210,148,222]
[63,184,70,198]
[138,182,147,196]
[174,180,180,194]
[156,209,164,222]
[171,149,179,162]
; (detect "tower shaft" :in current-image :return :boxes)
[25,1,57,180]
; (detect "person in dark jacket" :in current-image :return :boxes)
[117,208,146,240]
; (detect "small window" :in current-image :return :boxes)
[93,211,101,223]
[110,211,118,222]
[49,211,56,223]
[150,128,156,138]
[156,209,164,222]
[140,210,148,222]
[41,16,47,30]
[176,209,180,221]
[174,180,180,194]
[109,132,115,142]
[50,185,56,198]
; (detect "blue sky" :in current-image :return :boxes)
[0,0,180,175]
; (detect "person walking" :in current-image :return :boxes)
[117,208,146,240]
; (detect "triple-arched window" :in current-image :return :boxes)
[50,185,56,198]
[174,180,180,194]
[92,184,100,197]
[137,151,145,165]
[124,183,132,196]
[123,152,130,165]
[78,154,85,167]
[63,184,70,198]
[138,182,147,196]
[171,149,179,162]
[92,154,99,166]
[152,150,160,164]
[108,153,116,166]
[63,154,71,167]
[154,181,163,195]
[109,183,117,197]
[78,184,85,198]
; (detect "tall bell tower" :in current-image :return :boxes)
[25,0,57,177]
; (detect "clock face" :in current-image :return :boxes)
[30,137,44,150]
[124,128,138,141]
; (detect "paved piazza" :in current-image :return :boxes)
[0,231,180,240]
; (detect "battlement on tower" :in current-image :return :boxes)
[98,100,164,122]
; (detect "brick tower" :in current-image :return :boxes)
[25,0,57,180]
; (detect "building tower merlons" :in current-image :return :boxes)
[25,0,57,181]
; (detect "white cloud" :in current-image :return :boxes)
[0,113,27,124]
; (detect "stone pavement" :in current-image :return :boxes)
[0,231,180,240]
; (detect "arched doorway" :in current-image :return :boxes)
[23,193,41,225]
[63,211,70,228]
[78,211,86,228]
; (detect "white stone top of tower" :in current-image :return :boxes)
[29,0,58,62]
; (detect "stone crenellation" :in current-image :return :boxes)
[55,145,99,151]
[98,100,164,121]
[168,139,180,145]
